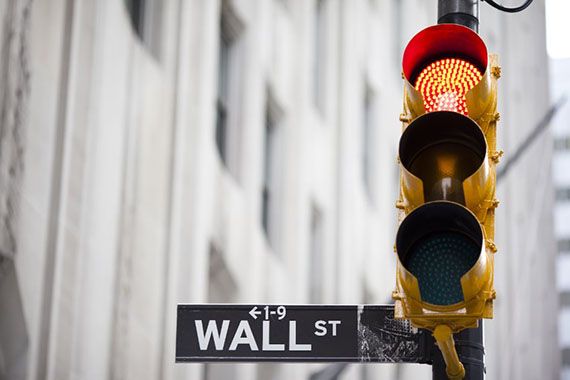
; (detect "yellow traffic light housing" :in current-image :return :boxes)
[393,22,501,378]
[394,201,493,329]
[399,111,494,217]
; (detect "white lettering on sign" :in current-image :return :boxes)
[194,319,315,352]
[289,321,312,351]
[329,320,341,336]
[229,321,258,351]
[249,306,262,320]
[314,320,327,336]
[314,320,342,337]
[262,321,285,351]
[195,320,230,350]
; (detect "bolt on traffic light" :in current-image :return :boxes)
[392,23,502,379]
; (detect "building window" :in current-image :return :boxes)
[309,205,324,303]
[0,261,28,380]
[554,136,570,151]
[216,32,230,165]
[125,0,145,36]
[559,239,570,253]
[261,93,282,248]
[313,0,327,114]
[561,291,570,308]
[362,85,375,202]
[124,0,162,58]
[216,3,244,174]
[557,188,570,202]
[563,348,570,366]
[208,243,237,303]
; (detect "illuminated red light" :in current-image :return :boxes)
[415,58,482,115]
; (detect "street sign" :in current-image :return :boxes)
[176,304,431,363]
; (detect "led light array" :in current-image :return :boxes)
[415,58,483,115]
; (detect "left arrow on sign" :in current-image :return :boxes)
[249,306,262,320]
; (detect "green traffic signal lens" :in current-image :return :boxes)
[406,232,479,305]
[396,201,484,307]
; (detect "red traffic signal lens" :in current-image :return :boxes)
[402,24,488,116]
[415,58,482,115]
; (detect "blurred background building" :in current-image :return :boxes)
[0,0,562,379]
[548,0,570,378]
[552,56,570,380]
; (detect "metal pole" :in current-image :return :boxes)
[438,0,479,32]
[431,322,485,380]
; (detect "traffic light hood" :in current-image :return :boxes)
[398,111,494,219]
[401,24,497,121]
[402,24,487,84]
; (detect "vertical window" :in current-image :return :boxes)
[125,0,145,36]
[555,137,570,151]
[124,0,162,58]
[309,205,324,303]
[216,21,232,166]
[207,243,237,303]
[313,0,327,114]
[261,111,275,240]
[563,347,570,367]
[556,188,570,202]
[362,85,375,202]
[0,262,28,380]
[216,4,244,174]
[216,30,231,165]
[559,239,570,253]
[561,292,570,308]
[261,94,282,248]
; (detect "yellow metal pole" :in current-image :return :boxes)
[433,325,465,380]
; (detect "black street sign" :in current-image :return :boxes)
[176,304,431,363]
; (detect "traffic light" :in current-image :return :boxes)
[392,23,501,378]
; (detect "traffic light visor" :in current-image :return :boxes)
[403,24,487,84]
[396,202,484,306]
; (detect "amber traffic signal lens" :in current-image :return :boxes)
[399,111,486,204]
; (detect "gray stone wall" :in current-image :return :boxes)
[0,0,32,272]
